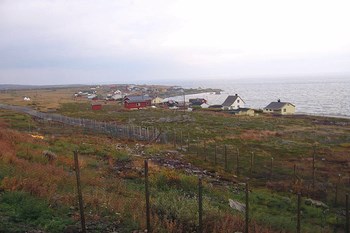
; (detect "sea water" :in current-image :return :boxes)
[162,76,350,118]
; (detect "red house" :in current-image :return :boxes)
[124,96,152,109]
[91,103,102,110]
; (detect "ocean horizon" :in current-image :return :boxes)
[158,76,350,118]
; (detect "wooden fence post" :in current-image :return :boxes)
[297,193,301,233]
[145,160,151,232]
[245,182,249,233]
[198,177,203,233]
[73,151,86,233]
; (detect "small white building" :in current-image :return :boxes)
[23,97,31,101]
[222,94,245,110]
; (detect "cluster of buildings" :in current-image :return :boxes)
[120,94,295,116]
[76,85,295,116]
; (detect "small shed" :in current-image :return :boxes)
[91,103,102,110]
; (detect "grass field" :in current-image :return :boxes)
[0,88,349,232]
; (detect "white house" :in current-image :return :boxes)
[23,97,31,101]
[222,94,245,110]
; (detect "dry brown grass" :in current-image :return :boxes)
[0,88,82,111]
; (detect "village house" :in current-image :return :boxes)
[263,100,295,115]
[151,96,164,105]
[124,95,152,109]
[222,94,245,110]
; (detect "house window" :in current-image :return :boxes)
[237,100,240,103]
[137,103,141,106]
[284,108,286,112]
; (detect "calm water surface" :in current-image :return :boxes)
[164,77,350,117]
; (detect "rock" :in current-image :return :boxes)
[229,199,246,212]
[304,198,328,209]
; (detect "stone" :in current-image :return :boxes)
[304,198,328,209]
[229,199,246,212]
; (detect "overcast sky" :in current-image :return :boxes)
[0,0,350,85]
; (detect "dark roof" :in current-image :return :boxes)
[124,95,152,103]
[264,102,294,110]
[222,95,240,106]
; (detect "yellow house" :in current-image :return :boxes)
[151,97,164,105]
[263,100,295,115]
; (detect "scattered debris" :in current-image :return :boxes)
[30,134,44,139]
[304,198,328,209]
[229,199,246,212]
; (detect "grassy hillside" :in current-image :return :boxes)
[0,103,349,232]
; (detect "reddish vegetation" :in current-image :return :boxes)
[239,130,277,141]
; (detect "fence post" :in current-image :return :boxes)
[297,193,301,233]
[144,160,151,232]
[173,131,177,148]
[346,193,349,233]
[294,164,297,184]
[198,176,203,233]
[245,182,249,233]
[73,151,86,233]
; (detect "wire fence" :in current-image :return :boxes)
[1,104,349,232]
[0,104,163,142]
